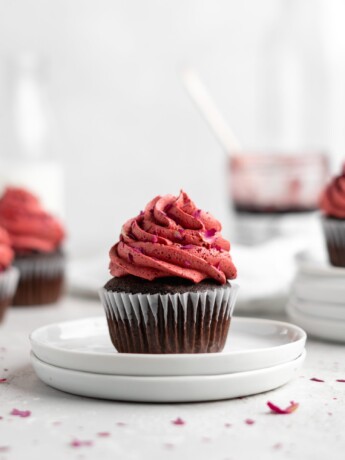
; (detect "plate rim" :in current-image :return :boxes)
[29,315,307,360]
[30,349,306,382]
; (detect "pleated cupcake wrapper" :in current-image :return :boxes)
[322,217,345,267]
[0,266,20,301]
[99,283,239,353]
[99,283,238,326]
[13,254,65,280]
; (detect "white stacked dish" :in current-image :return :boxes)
[30,316,306,403]
[287,250,345,343]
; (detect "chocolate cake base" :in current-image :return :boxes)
[322,217,345,268]
[326,243,345,268]
[13,275,64,306]
[0,297,11,323]
[13,251,65,306]
[100,276,238,354]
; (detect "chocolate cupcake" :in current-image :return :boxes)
[320,165,345,267]
[99,191,238,354]
[0,188,66,306]
[0,227,19,321]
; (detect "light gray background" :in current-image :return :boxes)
[0,0,344,255]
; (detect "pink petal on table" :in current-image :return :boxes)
[245,419,255,425]
[171,417,185,426]
[310,377,325,382]
[267,401,299,415]
[97,432,110,437]
[70,439,93,448]
[336,379,345,383]
[10,408,31,418]
[0,378,7,383]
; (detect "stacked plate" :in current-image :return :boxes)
[287,251,345,343]
[30,316,306,403]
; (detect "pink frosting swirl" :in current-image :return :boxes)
[109,191,237,284]
[0,226,14,271]
[320,165,345,218]
[0,187,65,253]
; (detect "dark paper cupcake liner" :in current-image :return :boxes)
[13,253,65,306]
[322,217,345,268]
[99,283,239,354]
[0,267,20,322]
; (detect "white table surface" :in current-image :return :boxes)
[0,296,344,460]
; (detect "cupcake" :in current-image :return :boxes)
[0,226,19,321]
[99,191,238,354]
[0,187,65,306]
[320,165,345,267]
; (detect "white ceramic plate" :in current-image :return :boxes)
[30,317,306,376]
[292,277,345,305]
[289,297,345,321]
[30,351,306,403]
[287,303,345,343]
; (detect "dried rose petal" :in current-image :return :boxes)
[171,417,185,426]
[201,436,212,443]
[183,260,191,267]
[97,432,110,437]
[336,379,345,383]
[204,228,217,239]
[10,408,31,418]
[174,231,183,240]
[163,443,175,450]
[310,378,325,382]
[181,244,194,250]
[273,443,283,450]
[193,209,202,219]
[116,422,126,427]
[70,439,93,448]
[267,401,299,414]
[0,378,7,383]
[245,419,255,425]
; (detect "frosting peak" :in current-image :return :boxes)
[320,165,345,219]
[0,187,65,253]
[109,191,237,284]
[0,226,14,271]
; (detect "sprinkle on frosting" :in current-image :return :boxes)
[0,187,65,253]
[320,164,345,218]
[109,191,237,284]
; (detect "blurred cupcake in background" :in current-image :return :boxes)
[320,164,345,267]
[0,226,19,321]
[99,190,238,354]
[0,187,65,305]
